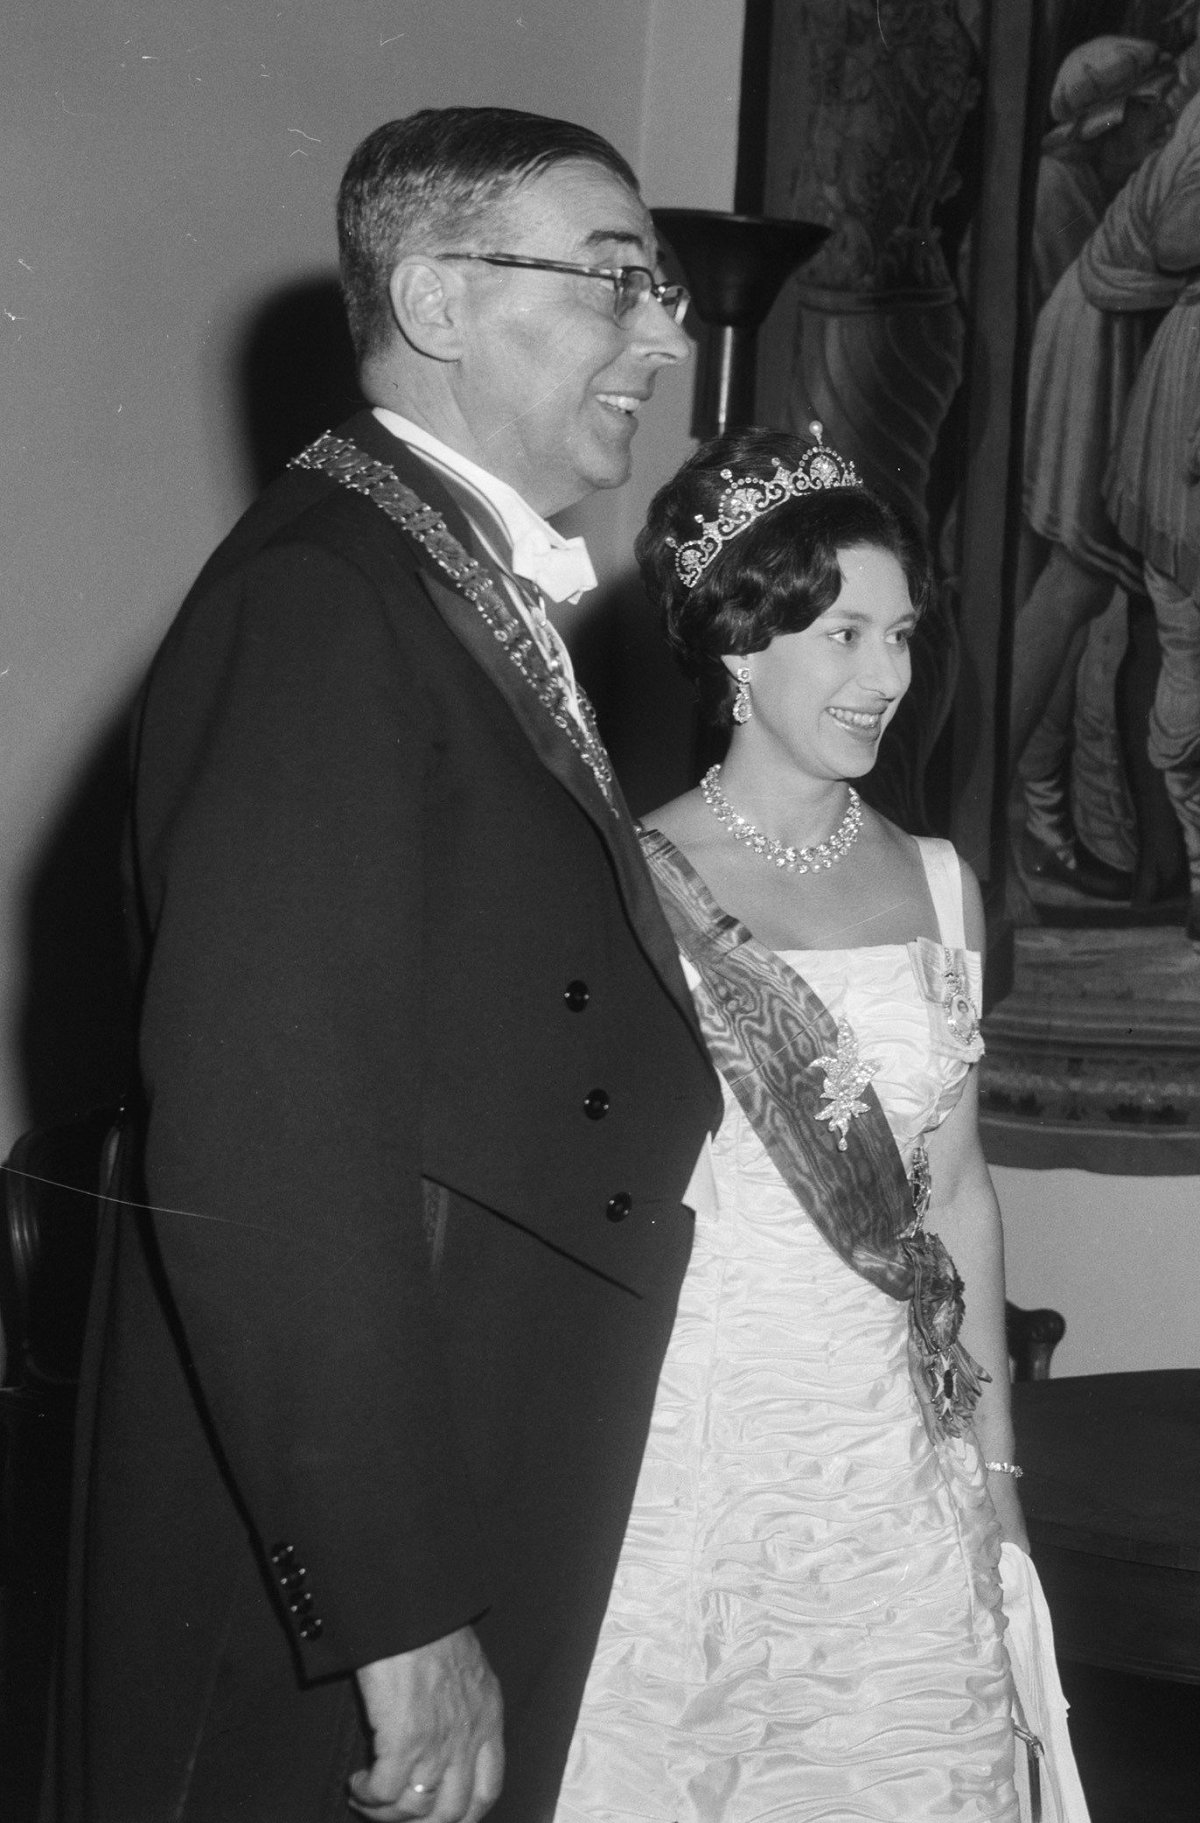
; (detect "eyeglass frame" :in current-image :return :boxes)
[433,251,690,326]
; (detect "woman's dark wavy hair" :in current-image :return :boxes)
[636,427,934,726]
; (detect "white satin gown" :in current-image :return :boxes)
[555,838,1019,1822]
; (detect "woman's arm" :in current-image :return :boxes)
[926,1072,1028,1549]
[924,861,1028,1548]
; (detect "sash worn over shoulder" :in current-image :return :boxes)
[642,828,986,1437]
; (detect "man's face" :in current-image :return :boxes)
[445,160,690,515]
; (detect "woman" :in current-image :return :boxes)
[555,427,1026,1822]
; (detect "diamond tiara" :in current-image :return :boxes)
[666,421,861,589]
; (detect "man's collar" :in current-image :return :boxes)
[371,407,597,605]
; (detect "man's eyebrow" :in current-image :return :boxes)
[580,227,652,260]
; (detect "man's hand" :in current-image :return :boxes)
[350,1626,504,1822]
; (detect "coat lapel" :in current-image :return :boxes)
[305,416,617,815]
[297,415,714,1072]
[417,567,705,1052]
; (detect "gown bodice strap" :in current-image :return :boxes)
[640,827,987,1436]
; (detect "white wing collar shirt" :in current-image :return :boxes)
[373,407,597,733]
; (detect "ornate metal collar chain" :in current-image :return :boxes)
[700,764,862,873]
[289,432,616,812]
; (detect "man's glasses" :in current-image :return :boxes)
[435,252,690,326]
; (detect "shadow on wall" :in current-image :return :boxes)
[13,278,364,1134]
[569,569,699,820]
[234,274,363,493]
[16,708,138,1131]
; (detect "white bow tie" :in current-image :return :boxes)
[509,529,598,605]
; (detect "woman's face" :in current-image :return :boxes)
[732,543,915,781]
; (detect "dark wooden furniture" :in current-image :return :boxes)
[1014,1369,1200,1823]
[1005,1302,1200,1817]
[1004,1302,1200,1684]
[0,1114,109,1399]
[1013,1369,1200,1686]
[1006,1298,1066,1382]
[1005,1299,1200,1686]
[1,1112,113,1823]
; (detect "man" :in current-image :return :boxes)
[49,109,719,1823]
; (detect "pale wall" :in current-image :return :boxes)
[1,0,743,1148]
[995,1165,1200,1377]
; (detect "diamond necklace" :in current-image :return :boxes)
[700,764,863,873]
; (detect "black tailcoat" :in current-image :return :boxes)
[48,415,718,1822]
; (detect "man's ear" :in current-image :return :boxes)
[387,257,465,362]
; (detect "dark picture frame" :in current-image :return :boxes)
[960,0,1200,1173]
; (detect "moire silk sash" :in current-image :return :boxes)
[642,828,985,1434]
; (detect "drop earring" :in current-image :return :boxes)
[731,666,752,724]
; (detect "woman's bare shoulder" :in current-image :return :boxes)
[880,817,986,952]
[862,805,924,870]
[640,789,748,899]
[640,789,708,847]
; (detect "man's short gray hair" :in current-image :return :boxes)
[337,107,641,363]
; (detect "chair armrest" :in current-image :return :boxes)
[1006,1299,1066,1381]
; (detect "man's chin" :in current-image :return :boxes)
[583,445,635,495]
[543,458,633,514]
